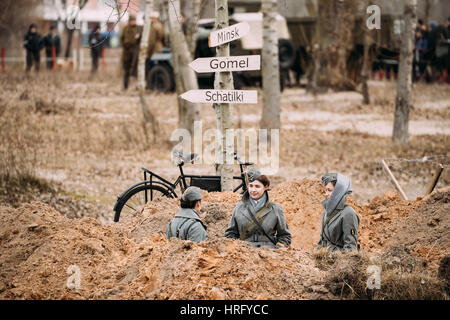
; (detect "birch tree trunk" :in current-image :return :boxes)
[260,0,280,130]
[185,0,202,58]
[214,0,234,191]
[361,0,371,105]
[138,0,160,142]
[164,0,200,134]
[392,0,417,145]
[64,0,89,58]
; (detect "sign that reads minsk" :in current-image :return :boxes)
[208,22,250,48]
[189,55,261,73]
[180,90,257,104]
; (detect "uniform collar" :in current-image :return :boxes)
[175,208,201,220]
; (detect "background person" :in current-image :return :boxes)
[89,24,103,74]
[24,24,43,72]
[42,25,61,70]
[120,14,141,89]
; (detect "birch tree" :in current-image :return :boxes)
[214,0,234,191]
[185,0,202,58]
[260,0,280,130]
[392,0,417,145]
[163,0,200,134]
[361,0,371,105]
[138,0,160,142]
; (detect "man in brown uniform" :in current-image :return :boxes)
[120,14,141,89]
[147,11,165,61]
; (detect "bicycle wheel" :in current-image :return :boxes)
[114,184,173,222]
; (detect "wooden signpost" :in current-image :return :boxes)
[180,5,258,191]
[208,22,250,48]
[189,55,261,73]
[180,89,258,104]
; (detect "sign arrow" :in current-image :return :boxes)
[189,55,260,73]
[208,22,250,48]
[180,90,258,104]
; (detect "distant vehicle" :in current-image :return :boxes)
[145,12,296,92]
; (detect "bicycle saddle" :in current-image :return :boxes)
[233,152,254,166]
[172,149,198,164]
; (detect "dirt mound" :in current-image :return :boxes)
[355,190,420,252]
[270,179,324,250]
[0,202,131,299]
[0,201,329,300]
[387,187,450,270]
[0,180,448,300]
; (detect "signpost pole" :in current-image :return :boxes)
[214,0,234,192]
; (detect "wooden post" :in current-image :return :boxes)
[101,47,106,69]
[381,159,408,200]
[425,165,444,195]
[1,48,5,73]
[214,0,234,191]
[52,46,56,71]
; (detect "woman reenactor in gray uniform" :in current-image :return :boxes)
[225,168,291,249]
[318,173,360,251]
[166,186,207,243]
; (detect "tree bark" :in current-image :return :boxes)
[260,0,280,130]
[361,0,371,105]
[138,0,160,142]
[185,0,202,58]
[64,0,89,58]
[214,0,234,191]
[164,0,200,134]
[392,0,417,145]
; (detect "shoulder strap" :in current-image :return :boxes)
[240,203,269,240]
[244,203,277,245]
[321,205,349,246]
[176,218,192,239]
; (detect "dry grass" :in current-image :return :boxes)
[313,247,448,300]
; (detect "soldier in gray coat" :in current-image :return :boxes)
[225,168,291,249]
[318,173,360,251]
[166,186,207,243]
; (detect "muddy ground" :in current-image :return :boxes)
[0,71,449,299]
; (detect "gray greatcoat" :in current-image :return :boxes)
[225,191,291,249]
[166,208,207,243]
[317,196,360,251]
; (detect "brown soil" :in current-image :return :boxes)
[1,180,448,300]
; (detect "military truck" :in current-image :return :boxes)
[146,12,296,92]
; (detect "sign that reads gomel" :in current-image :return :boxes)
[189,55,261,73]
[180,90,258,104]
[208,22,250,47]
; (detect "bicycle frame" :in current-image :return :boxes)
[141,161,248,201]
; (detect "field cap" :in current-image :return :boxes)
[181,186,202,202]
[247,168,262,182]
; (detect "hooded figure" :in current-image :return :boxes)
[166,186,207,243]
[225,168,291,249]
[318,173,360,251]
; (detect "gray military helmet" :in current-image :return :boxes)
[247,168,262,182]
[181,186,202,202]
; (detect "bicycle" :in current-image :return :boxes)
[113,150,254,222]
